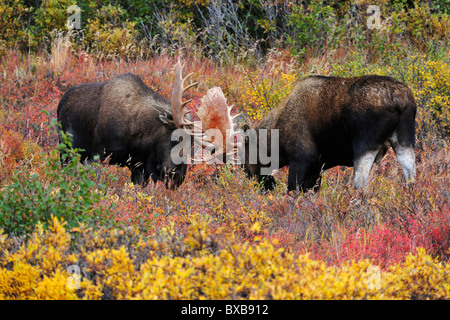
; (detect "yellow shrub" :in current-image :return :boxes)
[83,5,142,59]
[33,0,78,46]
[406,5,450,50]
[0,0,32,55]
[241,71,297,121]
[85,19,141,59]
[0,217,97,300]
[0,261,40,299]
[412,57,450,135]
[33,270,79,300]
[386,248,450,299]
[1,216,449,300]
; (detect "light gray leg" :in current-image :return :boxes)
[353,150,379,190]
[389,132,416,183]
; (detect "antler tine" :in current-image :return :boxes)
[182,99,193,108]
[229,129,242,137]
[200,149,240,164]
[196,135,240,164]
[193,122,203,131]
[231,113,241,121]
[198,139,218,151]
[171,58,197,129]
[183,81,198,94]
[201,150,225,164]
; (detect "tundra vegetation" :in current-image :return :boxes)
[0,0,450,299]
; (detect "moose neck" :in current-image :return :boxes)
[241,125,280,178]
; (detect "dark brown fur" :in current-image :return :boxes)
[57,73,186,188]
[242,75,417,191]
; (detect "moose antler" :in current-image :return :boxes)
[171,58,241,164]
[196,86,241,164]
[171,58,198,129]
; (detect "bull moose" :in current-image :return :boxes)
[238,74,417,192]
[57,59,198,189]
[57,59,417,193]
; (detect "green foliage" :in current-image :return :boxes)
[83,4,141,58]
[0,121,114,236]
[387,0,450,15]
[0,0,32,55]
[32,0,78,47]
[286,0,342,56]
[1,0,448,61]
[406,4,450,51]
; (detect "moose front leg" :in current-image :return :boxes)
[131,167,150,187]
[289,160,322,192]
[130,160,156,187]
[288,161,308,192]
[261,174,276,190]
[288,155,322,192]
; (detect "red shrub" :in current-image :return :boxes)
[0,129,24,169]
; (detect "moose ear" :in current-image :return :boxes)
[154,105,176,128]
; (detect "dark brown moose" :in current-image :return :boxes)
[240,75,417,192]
[57,60,198,189]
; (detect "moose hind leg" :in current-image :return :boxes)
[353,150,379,190]
[389,132,416,183]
